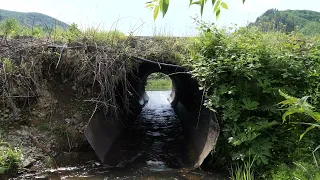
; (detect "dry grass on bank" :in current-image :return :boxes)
[0,37,130,122]
[0,33,191,125]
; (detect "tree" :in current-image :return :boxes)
[145,0,246,20]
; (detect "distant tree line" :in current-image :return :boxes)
[250,9,320,36]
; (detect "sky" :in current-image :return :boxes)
[0,0,319,36]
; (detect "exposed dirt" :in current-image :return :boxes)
[1,80,98,177]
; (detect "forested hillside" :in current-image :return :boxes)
[250,9,320,35]
[0,9,68,30]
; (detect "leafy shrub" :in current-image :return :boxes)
[189,21,320,172]
[279,90,320,141]
[0,139,21,175]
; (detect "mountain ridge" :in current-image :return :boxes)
[0,9,69,30]
[250,9,320,35]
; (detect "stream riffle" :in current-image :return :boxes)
[18,91,226,180]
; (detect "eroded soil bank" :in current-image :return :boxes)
[1,80,97,179]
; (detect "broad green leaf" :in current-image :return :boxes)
[145,3,155,8]
[216,9,221,19]
[153,6,159,21]
[282,111,294,123]
[242,98,260,110]
[159,0,163,12]
[242,0,246,3]
[310,112,320,121]
[221,2,228,9]
[282,108,305,123]
[299,125,315,141]
[190,1,201,5]
[214,0,221,12]
[160,0,169,17]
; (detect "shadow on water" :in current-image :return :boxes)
[19,91,228,180]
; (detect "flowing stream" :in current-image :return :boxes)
[19,91,227,180]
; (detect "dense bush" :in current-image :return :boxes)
[189,22,320,174]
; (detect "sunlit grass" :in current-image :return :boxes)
[146,73,172,91]
[146,78,172,91]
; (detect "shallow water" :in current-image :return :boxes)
[18,91,227,180]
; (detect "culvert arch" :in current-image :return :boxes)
[84,56,220,168]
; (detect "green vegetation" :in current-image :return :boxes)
[189,20,320,178]
[231,160,254,180]
[146,73,172,91]
[0,18,125,44]
[279,90,320,141]
[0,8,68,30]
[271,162,320,180]
[2,13,320,178]
[250,9,320,36]
[0,138,21,176]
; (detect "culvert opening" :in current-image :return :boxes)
[128,72,184,169]
[145,72,172,91]
[85,60,220,169]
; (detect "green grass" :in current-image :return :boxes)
[231,160,255,180]
[145,73,172,91]
[0,19,126,45]
[271,161,320,180]
[146,78,172,91]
